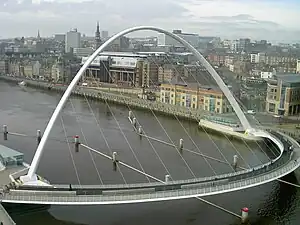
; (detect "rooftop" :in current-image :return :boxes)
[275,74,300,83]
[0,145,23,159]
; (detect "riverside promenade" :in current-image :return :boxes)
[0,76,209,122]
[1,76,261,140]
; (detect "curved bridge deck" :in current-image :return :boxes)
[2,130,300,205]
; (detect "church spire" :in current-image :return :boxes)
[37,30,41,40]
[95,21,101,48]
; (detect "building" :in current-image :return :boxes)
[73,47,94,58]
[158,64,184,84]
[297,59,300,73]
[54,34,66,42]
[261,69,276,80]
[95,22,101,49]
[101,30,109,40]
[165,30,199,48]
[81,52,157,87]
[0,145,24,167]
[160,83,232,113]
[65,29,81,53]
[81,56,111,84]
[266,74,300,116]
[0,59,8,75]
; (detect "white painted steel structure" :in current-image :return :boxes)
[21,26,253,184]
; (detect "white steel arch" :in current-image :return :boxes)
[21,26,252,183]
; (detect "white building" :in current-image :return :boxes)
[297,59,300,73]
[65,29,81,53]
[73,47,94,58]
[250,53,259,63]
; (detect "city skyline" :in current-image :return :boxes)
[1,0,300,43]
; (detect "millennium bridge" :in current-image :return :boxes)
[0,26,300,213]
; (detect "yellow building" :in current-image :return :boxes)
[160,83,232,113]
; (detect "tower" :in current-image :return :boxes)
[37,30,41,41]
[95,21,101,49]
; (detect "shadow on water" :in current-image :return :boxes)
[12,210,86,225]
[250,173,299,225]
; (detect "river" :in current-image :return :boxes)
[0,81,299,225]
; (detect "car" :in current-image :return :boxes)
[246,110,256,115]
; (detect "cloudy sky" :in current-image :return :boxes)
[1,0,300,42]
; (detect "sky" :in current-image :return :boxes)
[0,0,300,42]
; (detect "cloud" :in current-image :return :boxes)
[0,0,299,42]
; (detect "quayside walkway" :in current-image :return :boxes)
[1,130,300,205]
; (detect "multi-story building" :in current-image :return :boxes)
[160,83,232,113]
[266,74,300,116]
[81,52,157,87]
[158,64,184,84]
[73,47,94,58]
[0,59,8,75]
[65,29,81,53]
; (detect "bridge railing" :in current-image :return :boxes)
[3,158,298,203]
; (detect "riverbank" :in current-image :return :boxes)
[0,76,261,141]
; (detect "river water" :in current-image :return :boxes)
[0,81,299,225]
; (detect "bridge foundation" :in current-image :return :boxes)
[3,125,7,141]
[74,135,80,152]
[37,130,42,145]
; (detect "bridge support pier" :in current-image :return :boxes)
[241,207,249,223]
[112,152,117,171]
[233,155,238,170]
[37,130,42,145]
[3,125,7,140]
[179,138,184,151]
[138,126,143,137]
[74,135,80,152]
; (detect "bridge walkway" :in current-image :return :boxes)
[0,203,16,225]
[2,148,299,205]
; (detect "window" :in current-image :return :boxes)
[192,103,196,109]
[193,97,196,102]
[182,96,185,99]
[171,94,174,97]
[217,102,220,105]
[268,103,275,112]
[182,102,185,106]
[161,98,164,102]
[216,108,220,113]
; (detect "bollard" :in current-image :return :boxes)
[241,207,249,223]
[179,138,184,151]
[129,111,133,120]
[165,175,170,183]
[74,135,80,152]
[37,130,42,144]
[233,155,238,169]
[3,125,7,140]
[132,118,137,128]
[138,126,143,136]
